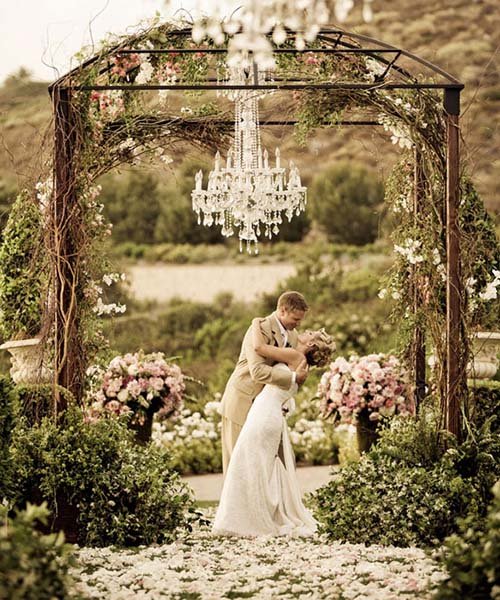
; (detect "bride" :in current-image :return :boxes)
[212,322,335,537]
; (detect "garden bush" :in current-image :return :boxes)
[313,451,481,547]
[312,412,499,547]
[0,375,17,500]
[470,381,500,434]
[0,503,75,600]
[309,161,384,246]
[435,480,500,600]
[8,407,198,547]
[15,383,75,425]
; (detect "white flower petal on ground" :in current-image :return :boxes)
[71,510,446,599]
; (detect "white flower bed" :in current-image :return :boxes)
[153,398,339,473]
[72,511,446,599]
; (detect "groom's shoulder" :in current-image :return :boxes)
[248,314,274,332]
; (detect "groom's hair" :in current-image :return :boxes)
[277,291,309,312]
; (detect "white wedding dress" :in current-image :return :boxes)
[212,363,317,537]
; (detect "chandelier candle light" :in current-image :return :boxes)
[191,71,307,254]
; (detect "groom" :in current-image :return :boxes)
[220,291,309,473]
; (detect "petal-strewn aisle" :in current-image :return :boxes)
[72,511,446,599]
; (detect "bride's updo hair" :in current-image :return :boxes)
[305,329,336,367]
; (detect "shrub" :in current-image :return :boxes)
[9,407,198,547]
[0,503,75,600]
[312,413,499,547]
[0,190,46,340]
[470,381,500,434]
[154,160,224,245]
[435,480,500,600]
[313,451,481,547]
[15,383,75,425]
[309,162,384,245]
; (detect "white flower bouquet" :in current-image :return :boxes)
[318,353,414,424]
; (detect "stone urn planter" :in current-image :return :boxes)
[356,409,379,454]
[467,332,500,380]
[0,337,52,384]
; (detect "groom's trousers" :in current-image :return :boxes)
[221,417,242,474]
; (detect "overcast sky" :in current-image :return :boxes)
[0,0,237,83]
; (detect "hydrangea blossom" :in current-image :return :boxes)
[86,351,185,426]
[318,353,414,423]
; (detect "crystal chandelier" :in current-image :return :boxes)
[191,72,307,254]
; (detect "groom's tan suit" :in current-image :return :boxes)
[220,312,298,472]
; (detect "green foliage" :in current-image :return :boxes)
[0,375,17,500]
[9,407,198,546]
[0,190,45,339]
[157,407,223,474]
[313,448,481,547]
[0,178,18,230]
[155,160,225,245]
[470,381,500,434]
[16,383,75,426]
[312,413,500,547]
[309,162,384,245]
[100,170,161,244]
[0,503,75,600]
[435,480,500,600]
[112,239,384,265]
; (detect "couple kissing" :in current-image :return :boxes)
[213,291,335,538]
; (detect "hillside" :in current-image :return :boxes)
[0,0,498,214]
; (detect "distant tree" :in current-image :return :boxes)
[309,162,383,245]
[4,67,33,86]
[155,160,224,244]
[101,170,161,244]
[273,209,311,242]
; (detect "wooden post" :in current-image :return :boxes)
[413,147,426,410]
[52,86,84,408]
[444,88,462,438]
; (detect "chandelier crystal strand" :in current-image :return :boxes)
[192,67,307,254]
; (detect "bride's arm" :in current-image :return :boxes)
[251,318,302,367]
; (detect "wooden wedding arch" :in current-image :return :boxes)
[48,24,465,436]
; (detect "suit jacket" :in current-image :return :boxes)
[220,312,298,426]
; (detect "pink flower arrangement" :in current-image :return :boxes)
[87,351,185,425]
[318,353,414,424]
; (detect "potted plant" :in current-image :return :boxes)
[0,190,50,383]
[318,353,414,453]
[86,350,185,443]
